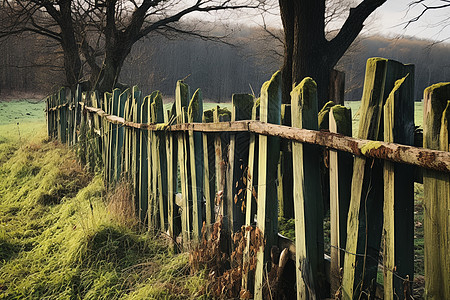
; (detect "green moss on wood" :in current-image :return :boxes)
[203,110,213,123]
[361,141,382,155]
[331,105,352,136]
[188,89,202,123]
[318,101,335,130]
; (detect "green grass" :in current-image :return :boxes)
[0,100,207,300]
[345,100,424,137]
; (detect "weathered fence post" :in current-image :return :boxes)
[132,87,142,218]
[241,98,259,296]
[422,82,450,300]
[342,58,414,298]
[139,96,150,223]
[342,58,387,299]
[254,71,281,299]
[278,104,293,219]
[165,105,180,246]
[58,87,67,143]
[383,73,415,299]
[107,89,120,183]
[226,94,253,237]
[153,92,167,231]
[203,109,215,233]
[176,81,191,247]
[73,85,82,145]
[213,106,226,220]
[329,104,352,296]
[291,77,324,299]
[188,89,204,241]
[115,89,128,181]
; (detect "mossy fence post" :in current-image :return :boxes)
[329,104,352,296]
[241,97,260,295]
[176,81,191,247]
[139,95,149,223]
[203,109,215,234]
[165,105,180,246]
[342,58,414,298]
[153,92,167,231]
[188,89,203,241]
[226,94,253,237]
[291,77,324,298]
[131,87,142,219]
[383,72,415,299]
[422,82,450,300]
[254,71,281,300]
[278,103,293,219]
[115,89,128,181]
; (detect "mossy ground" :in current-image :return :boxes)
[0,100,207,299]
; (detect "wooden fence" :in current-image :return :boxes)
[46,57,450,300]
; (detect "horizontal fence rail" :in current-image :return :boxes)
[80,104,450,173]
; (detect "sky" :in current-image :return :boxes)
[373,1,450,41]
[187,0,450,43]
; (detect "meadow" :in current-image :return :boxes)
[0,100,207,299]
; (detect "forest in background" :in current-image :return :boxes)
[1,22,449,101]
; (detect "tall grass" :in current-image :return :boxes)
[0,101,207,299]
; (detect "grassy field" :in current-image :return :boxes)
[0,100,207,299]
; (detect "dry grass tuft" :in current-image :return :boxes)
[106,180,139,228]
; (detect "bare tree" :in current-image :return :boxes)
[406,0,450,40]
[0,0,267,92]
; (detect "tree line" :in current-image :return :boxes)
[1,24,449,102]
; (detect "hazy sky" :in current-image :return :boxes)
[373,1,450,41]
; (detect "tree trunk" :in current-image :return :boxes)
[59,0,82,89]
[97,41,132,93]
[279,0,294,104]
[291,0,331,108]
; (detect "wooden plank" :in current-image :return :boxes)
[68,90,74,146]
[188,89,204,241]
[422,82,450,300]
[154,92,167,231]
[329,104,353,296]
[57,87,66,143]
[107,89,120,183]
[139,95,150,223]
[115,89,128,181]
[278,104,293,219]
[383,74,415,299]
[123,96,131,177]
[176,81,191,247]
[254,71,281,300]
[73,85,82,145]
[149,95,158,230]
[342,58,415,298]
[241,98,259,295]
[213,106,231,222]
[227,94,253,235]
[202,110,215,234]
[165,106,180,245]
[291,77,324,299]
[342,58,388,299]
[147,92,156,230]
[103,91,112,183]
[132,86,142,219]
